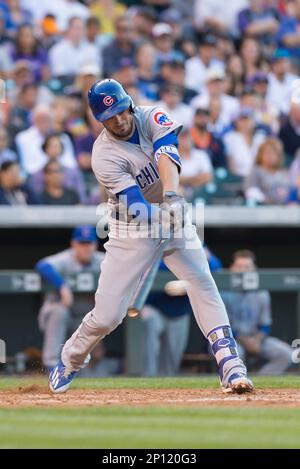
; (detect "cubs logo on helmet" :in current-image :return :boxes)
[154,112,173,127]
[103,96,114,107]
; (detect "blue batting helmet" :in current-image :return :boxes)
[88,79,134,123]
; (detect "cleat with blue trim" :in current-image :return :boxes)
[49,360,79,394]
[221,359,254,394]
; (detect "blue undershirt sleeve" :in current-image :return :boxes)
[258,325,271,336]
[117,185,160,223]
[36,260,65,289]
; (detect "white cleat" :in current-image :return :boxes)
[220,359,254,395]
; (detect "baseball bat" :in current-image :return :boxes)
[127,239,167,318]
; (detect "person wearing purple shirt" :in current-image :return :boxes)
[238,0,280,45]
[10,23,49,83]
[29,133,87,204]
[74,112,104,204]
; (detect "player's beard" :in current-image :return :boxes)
[109,117,135,140]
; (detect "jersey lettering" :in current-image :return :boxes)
[135,162,160,190]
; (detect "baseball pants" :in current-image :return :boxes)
[237,337,292,375]
[141,304,190,376]
[62,226,229,370]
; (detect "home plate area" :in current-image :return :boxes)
[1,386,300,408]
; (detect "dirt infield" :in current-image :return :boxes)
[0,386,300,408]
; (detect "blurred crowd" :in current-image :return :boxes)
[2,0,300,205]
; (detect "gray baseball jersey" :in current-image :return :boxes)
[40,248,105,314]
[91,106,182,227]
[221,291,272,336]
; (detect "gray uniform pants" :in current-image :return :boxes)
[62,226,229,370]
[141,305,190,376]
[39,303,82,368]
[237,337,292,375]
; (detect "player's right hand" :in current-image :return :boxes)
[162,192,188,232]
[60,285,74,308]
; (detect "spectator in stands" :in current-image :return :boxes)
[0,10,13,78]
[85,16,109,61]
[40,14,61,50]
[0,160,38,205]
[29,132,86,204]
[208,96,228,137]
[136,42,159,101]
[239,85,278,134]
[102,15,136,77]
[49,16,99,81]
[279,100,300,161]
[73,61,101,110]
[194,0,248,37]
[0,127,17,165]
[278,0,300,58]
[7,60,33,103]
[247,72,269,100]
[152,22,180,65]
[185,34,224,94]
[222,250,292,375]
[63,90,90,140]
[240,37,268,82]
[159,7,189,46]
[266,49,298,115]
[158,58,197,104]
[74,109,104,204]
[89,0,127,36]
[215,32,236,64]
[111,57,138,89]
[287,144,300,203]
[125,83,153,107]
[244,138,290,205]
[238,0,280,45]
[10,23,49,83]
[225,54,245,97]
[39,160,80,205]
[286,173,300,204]
[74,109,101,171]
[141,247,222,376]
[289,147,300,186]
[15,105,76,174]
[157,84,193,129]
[36,225,104,370]
[8,82,37,140]
[246,72,280,132]
[190,107,227,168]
[7,60,54,108]
[178,128,213,200]
[131,6,157,41]
[5,0,32,34]
[224,108,267,176]
[191,68,240,134]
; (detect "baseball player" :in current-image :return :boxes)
[36,226,104,371]
[49,79,253,394]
